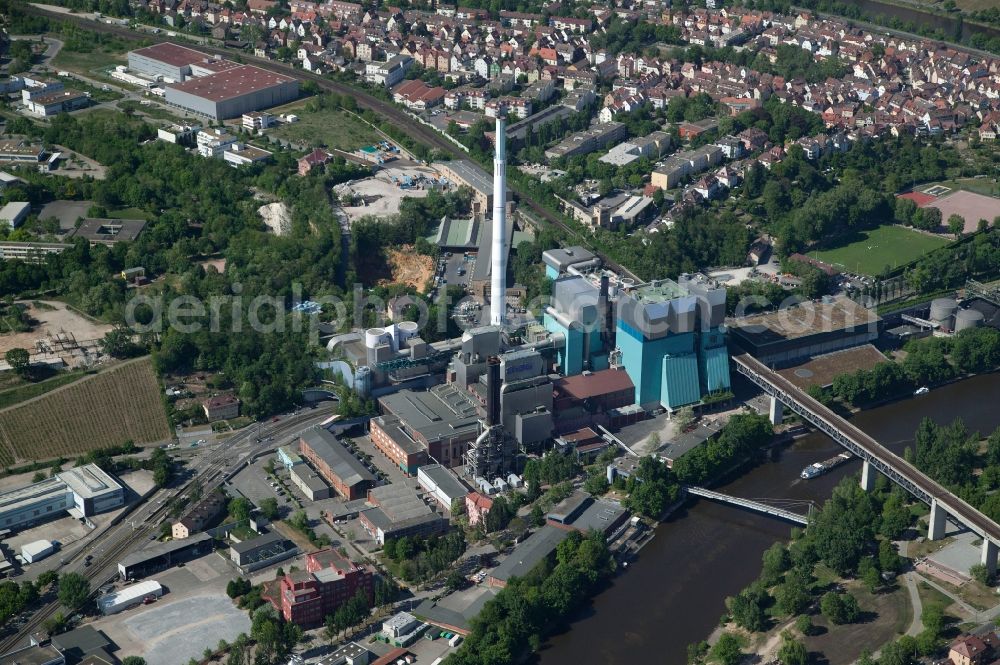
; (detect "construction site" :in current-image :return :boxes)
[0,301,110,371]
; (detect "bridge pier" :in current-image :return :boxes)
[768,396,784,425]
[982,540,999,577]
[929,499,947,541]
[860,460,877,492]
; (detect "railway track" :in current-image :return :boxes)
[0,407,334,655]
[23,4,640,281]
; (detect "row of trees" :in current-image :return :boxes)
[830,327,1000,406]
[446,531,615,665]
[382,531,466,583]
[671,412,774,485]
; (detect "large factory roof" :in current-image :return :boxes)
[436,159,493,197]
[470,216,514,284]
[168,65,295,102]
[300,428,375,487]
[130,42,207,68]
[0,476,68,513]
[379,385,480,444]
[730,296,881,347]
[57,464,122,500]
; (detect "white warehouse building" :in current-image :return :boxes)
[416,464,468,513]
[97,580,163,615]
[0,463,125,531]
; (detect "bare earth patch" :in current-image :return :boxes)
[0,301,112,365]
[379,246,434,292]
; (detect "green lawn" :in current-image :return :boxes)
[51,44,126,77]
[919,177,1000,198]
[269,107,383,152]
[807,225,949,276]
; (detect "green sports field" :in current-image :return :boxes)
[807,225,949,276]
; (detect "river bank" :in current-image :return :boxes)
[538,372,1000,665]
[794,1,1000,56]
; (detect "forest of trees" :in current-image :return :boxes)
[446,531,615,665]
[0,109,382,416]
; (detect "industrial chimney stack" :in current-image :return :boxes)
[490,108,507,327]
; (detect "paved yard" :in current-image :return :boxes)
[91,553,249,665]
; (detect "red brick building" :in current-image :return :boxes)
[369,415,427,476]
[298,428,375,500]
[262,548,375,627]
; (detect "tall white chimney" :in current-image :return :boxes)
[490,111,507,327]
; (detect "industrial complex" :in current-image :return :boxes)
[126,43,299,119]
[0,464,125,531]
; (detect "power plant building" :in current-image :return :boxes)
[543,275,610,376]
[729,296,881,366]
[616,274,731,410]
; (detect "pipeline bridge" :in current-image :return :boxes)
[733,352,1000,573]
[684,486,811,526]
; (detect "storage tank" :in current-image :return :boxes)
[954,308,985,332]
[397,320,419,344]
[929,298,958,323]
[365,327,391,349]
[354,365,372,397]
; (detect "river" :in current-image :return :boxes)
[843,0,1000,44]
[538,372,1000,665]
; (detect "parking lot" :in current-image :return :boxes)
[90,552,249,665]
[440,252,474,290]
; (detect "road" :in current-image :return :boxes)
[20,4,641,282]
[0,404,337,656]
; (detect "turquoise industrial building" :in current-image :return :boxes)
[542,247,731,412]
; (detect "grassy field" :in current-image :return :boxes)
[0,357,170,467]
[807,225,949,276]
[117,100,188,125]
[269,106,383,152]
[51,44,126,77]
[919,177,1000,198]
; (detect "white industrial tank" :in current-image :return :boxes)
[929,298,958,323]
[365,327,391,349]
[954,308,985,332]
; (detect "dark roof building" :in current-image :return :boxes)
[298,428,375,500]
[487,524,567,588]
[359,483,448,545]
[229,531,298,571]
[67,219,146,246]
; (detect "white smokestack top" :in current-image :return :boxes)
[490,112,507,327]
